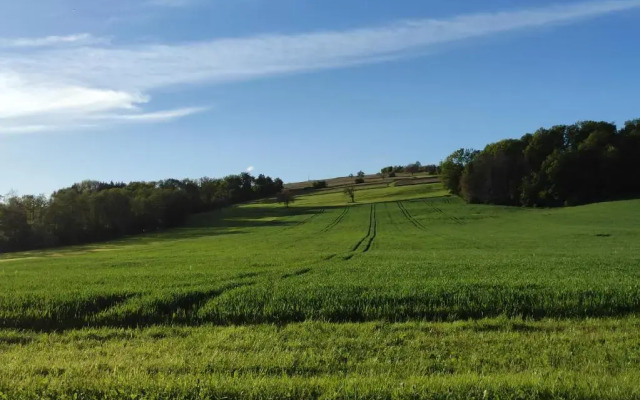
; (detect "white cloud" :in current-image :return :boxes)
[0,33,106,48]
[0,73,145,119]
[1,0,638,133]
[0,73,206,133]
[92,107,208,122]
[0,108,206,135]
[246,166,255,173]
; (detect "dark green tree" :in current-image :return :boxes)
[276,189,295,208]
[344,186,356,203]
[440,148,478,195]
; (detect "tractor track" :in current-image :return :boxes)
[284,209,325,230]
[321,207,350,232]
[351,204,375,251]
[424,200,464,225]
[397,201,426,231]
[383,203,402,232]
[363,209,377,253]
[421,200,482,249]
[346,204,377,258]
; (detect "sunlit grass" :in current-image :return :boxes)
[1,182,640,398]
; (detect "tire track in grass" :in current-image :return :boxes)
[283,209,325,231]
[3,293,138,331]
[321,207,350,232]
[345,204,377,259]
[362,205,377,253]
[397,201,426,231]
[420,200,483,249]
[351,204,374,252]
[383,202,402,233]
[424,200,464,225]
[398,200,479,248]
[87,280,257,329]
[281,268,311,279]
[396,200,480,250]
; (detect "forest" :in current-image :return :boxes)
[440,119,640,206]
[0,173,283,252]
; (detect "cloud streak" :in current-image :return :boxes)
[92,107,209,122]
[1,0,638,133]
[0,33,106,49]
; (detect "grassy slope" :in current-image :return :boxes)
[3,318,640,399]
[1,182,640,398]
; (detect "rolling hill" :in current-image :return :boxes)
[1,181,639,399]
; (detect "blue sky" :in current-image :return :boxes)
[1,0,639,195]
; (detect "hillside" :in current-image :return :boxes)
[284,172,440,192]
[1,182,640,398]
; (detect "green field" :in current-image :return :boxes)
[2,182,640,399]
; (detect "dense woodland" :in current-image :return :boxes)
[441,119,640,206]
[0,173,283,252]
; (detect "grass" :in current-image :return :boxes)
[290,179,447,206]
[283,172,437,191]
[2,318,640,399]
[1,182,640,398]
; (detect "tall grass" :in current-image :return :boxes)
[1,188,639,329]
[2,319,640,399]
[2,184,640,397]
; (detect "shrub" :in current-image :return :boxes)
[312,181,328,189]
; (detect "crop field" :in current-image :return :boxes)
[1,182,640,399]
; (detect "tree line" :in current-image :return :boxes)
[440,119,640,206]
[381,162,440,177]
[0,173,283,252]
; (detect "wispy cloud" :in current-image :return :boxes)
[246,166,255,173]
[0,72,207,133]
[0,108,207,135]
[0,33,107,49]
[1,0,639,133]
[0,125,57,134]
[92,107,208,122]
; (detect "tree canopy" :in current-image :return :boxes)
[0,173,283,253]
[344,186,356,203]
[381,163,440,176]
[276,189,295,208]
[441,119,640,206]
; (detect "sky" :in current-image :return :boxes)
[1,0,639,195]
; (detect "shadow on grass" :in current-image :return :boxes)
[0,206,341,258]
[115,205,339,244]
[186,205,338,229]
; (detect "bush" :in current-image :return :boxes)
[312,180,328,189]
[355,178,365,184]
[276,189,295,208]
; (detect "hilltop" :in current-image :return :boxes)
[285,172,439,192]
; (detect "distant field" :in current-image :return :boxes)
[2,182,640,398]
[284,172,438,192]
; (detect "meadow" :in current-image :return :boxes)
[1,182,639,399]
